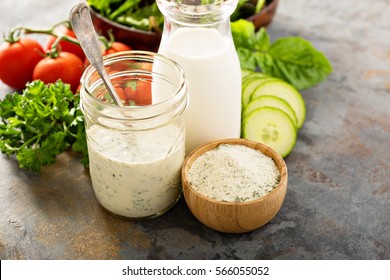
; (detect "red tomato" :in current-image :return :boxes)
[84,41,132,68]
[32,52,84,93]
[110,77,126,102]
[45,27,85,61]
[124,80,152,106]
[102,42,132,56]
[75,83,82,94]
[114,85,126,101]
[0,37,44,89]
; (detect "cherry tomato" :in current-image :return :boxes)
[84,41,132,68]
[45,27,85,61]
[75,83,82,94]
[102,41,132,56]
[124,79,152,106]
[0,37,44,89]
[109,77,126,101]
[114,85,126,101]
[32,51,84,93]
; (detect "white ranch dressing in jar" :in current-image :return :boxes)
[80,51,188,220]
[88,125,184,218]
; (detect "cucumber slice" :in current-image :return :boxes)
[243,71,267,81]
[242,107,297,157]
[250,80,306,129]
[241,69,254,79]
[242,76,277,107]
[243,95,299,129]
[242,72,268,88]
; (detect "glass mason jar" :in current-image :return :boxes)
[80,51,188,220]
[157,0,242,153]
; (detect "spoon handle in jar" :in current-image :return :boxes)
[69,1,123,107]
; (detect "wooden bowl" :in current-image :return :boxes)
[182,138,287,233]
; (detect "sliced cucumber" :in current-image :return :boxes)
[242,76,277,107]
[242,107,297,157]
[242,72,268,88]
[250,80,306,129]
[243,95,299,129]
[241,69,254,79]
[242,70,270,79]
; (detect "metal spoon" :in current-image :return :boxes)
[69,2,123,107]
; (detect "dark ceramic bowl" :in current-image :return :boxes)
[89,7,162,52]
[89,0,279,51]
[247,0,279,30]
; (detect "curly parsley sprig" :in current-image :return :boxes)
[0,80,88,172]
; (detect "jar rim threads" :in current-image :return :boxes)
[80,50,189,128]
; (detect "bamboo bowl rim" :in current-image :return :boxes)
[182,138,288,206]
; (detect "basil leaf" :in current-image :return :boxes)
[236,47,257,71]
[257,37,333,90]
[253,27,270,52]
[231,20,332,90]
[231,19,255,50]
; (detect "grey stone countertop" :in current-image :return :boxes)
[0,0,389,259]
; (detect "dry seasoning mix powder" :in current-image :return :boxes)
[188,144,280,202]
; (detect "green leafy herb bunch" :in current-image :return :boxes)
[0,80,88,172]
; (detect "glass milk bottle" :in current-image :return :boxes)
[157,0,242,153]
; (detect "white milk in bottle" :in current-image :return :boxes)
[157,0,242,153]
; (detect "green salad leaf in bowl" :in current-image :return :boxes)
[87,0,164,32]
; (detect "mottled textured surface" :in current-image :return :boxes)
[0,0,389,260]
